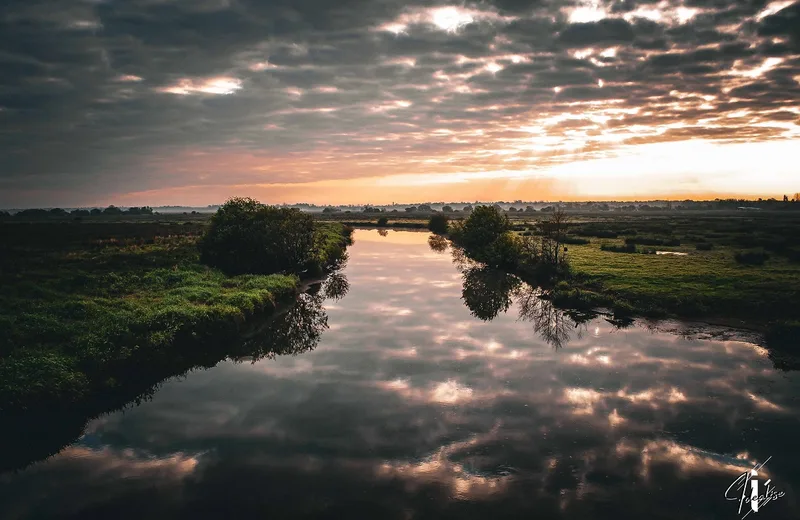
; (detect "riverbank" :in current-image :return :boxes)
[442,209,800,352]
[0,221,352,411]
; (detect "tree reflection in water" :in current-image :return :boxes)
[237,269,349,361]
[443,240,582,350]
[461,266,520,321]
[427,234,448,253]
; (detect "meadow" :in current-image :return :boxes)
[0,219,351,411]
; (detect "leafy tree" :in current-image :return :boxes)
[427,213,449,234]
[405,206,417,212]
[453,205,519,268]
[199,197,316,275]
[417,204,433,212]
[377,216,389,227]
[103,205,123,215]
[462,204,473,213]
[441,205,453,212]
[90,208,102,215]
[70,209,90,216]
[0,210,10,219]
[14,209,49,218]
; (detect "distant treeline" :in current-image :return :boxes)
[4,195,800,218]
[0,205,154,218]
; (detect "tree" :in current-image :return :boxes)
[90,208,102,215]
[322,207,340,213]
[793,193,800,202]
[462,204,473,213]
[536,207,570,268]
[103,205,123,215]
[377,216,389,227]
[405,206,417,212]
[199,197,316,275]
[441,205,453,213]
[417,204,433,212]
[0,210,10,219]
[427,213,449,234]
[453,205,519,268]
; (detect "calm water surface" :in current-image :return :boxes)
[1,230,798,519]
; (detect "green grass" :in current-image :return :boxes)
[554,237,800,333]
[0,221,351,411]
[488,214,800,349]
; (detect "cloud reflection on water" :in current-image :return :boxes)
[0,229,797,519]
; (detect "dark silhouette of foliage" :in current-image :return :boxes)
[103,205,123,215]
[125,206,154,215]
[199,197,316,275]
[14,208,49,218]
[461,266,521,321]
[735,250,769,266]
[377,216,389,227]
[427,213,449,234]
[441,205,453,212]
[428,234,448,253]
[90,208,102,215]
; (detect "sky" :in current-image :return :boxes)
[1,0,799,207]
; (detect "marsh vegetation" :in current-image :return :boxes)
[0,199,352,411]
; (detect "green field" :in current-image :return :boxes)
[0,220,351,411]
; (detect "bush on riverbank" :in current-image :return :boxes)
[200,198,316,275]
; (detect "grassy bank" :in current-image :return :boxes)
[0,220,352,411]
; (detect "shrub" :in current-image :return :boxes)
[734,250,769,266]
[576,227,617,238]
[561,235,590,245]
[601,243,637,253]
[428,213,449,234]
[624,236,681,246]
[377,216,389,227]
[199,197,315,275]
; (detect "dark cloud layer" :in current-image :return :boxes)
[0,0,799,204]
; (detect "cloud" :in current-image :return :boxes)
[0,0,799,205]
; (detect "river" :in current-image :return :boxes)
[1,229,797,519]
